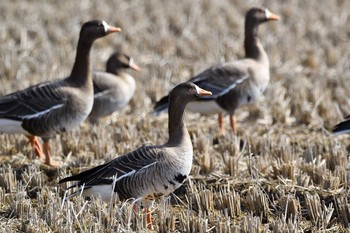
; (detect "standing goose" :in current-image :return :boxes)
[0,20,121,166]
[332,117,350,135]
[154,7,279,133]
[88,52,140,124]
[59,82,212,229]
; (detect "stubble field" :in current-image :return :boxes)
[1,0,350,232]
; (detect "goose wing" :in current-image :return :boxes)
[59,145,160,189]
[153,62,249,114]
[332,116,350,135]
[92,72,115,99]
[190,62,249,99]
[0,82,66,121]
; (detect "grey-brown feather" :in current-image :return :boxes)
[88,52,137,123]
[89,72,135,121]
[0,80,93,137]
[62,145,190,200]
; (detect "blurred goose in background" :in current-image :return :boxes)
[59,82,212,229]
[332,117,350,135]
[0,20,121,166]
[88,52,140,124]
[154,7,279,133]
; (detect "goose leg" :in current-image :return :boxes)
[132,204,153,230]
[43,139,60,167]
[27,135,46,160]
[229,114,237,134]
[133,203,138,212]
[145,208,153,230]
[218,113,225,135]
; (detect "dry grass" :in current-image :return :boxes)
[1,0,350,232]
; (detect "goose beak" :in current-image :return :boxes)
[265,9,280,21]
[106,26,122,34]
[129,59,141,71]
[130,64,141,71]
[196,87,212,96]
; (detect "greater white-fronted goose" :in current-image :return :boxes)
[154,7,279,133]
[88,52,140,123]
[0,20,121,166]
[59,82,212,229]
[332,117,350,135]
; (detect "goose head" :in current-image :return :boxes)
[79,20,121,44]
[169,82,212,106]
[245,7,280,27]
[106,52,140,73]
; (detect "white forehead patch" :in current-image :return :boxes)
[194,85,201,95]
[129,58,134,66]
[102,21,109,32]
[265,8,272,18]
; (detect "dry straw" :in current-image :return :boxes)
[1,0,350,232]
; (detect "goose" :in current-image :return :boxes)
[154,7,279,133]
[0,20,121,166]
[59,82,212,229]
[88,52,140,124]
[332,117,350,135]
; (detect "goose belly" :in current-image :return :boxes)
[62,109,91,130]
[82,185,114,202]
[57,98,93,132]
[0,119,28,134]
[238,85,266,107]
[187,100,223,115]
[146,158,193,198]
[113,163,191,203]
[138,172,188,200]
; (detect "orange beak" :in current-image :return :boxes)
[106,26,122,34]
[129,58,141,71]
[197,87,212,96]
[266,9,280,21]
[130,64,141,71]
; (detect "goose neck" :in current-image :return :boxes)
[69,39,93,86]
[167,99,190,146]
[244,23,268,64]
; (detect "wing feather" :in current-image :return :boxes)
[332,118,350,135]
[190,62,249,99]
[59,145,160,188]
[0,82,67,120]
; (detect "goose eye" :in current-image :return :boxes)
[193,86,200,95]
[188,88,195,95]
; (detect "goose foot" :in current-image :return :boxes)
[27,135,46,160]
[42,141,60,167]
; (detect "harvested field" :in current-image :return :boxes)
[1,0,350,232]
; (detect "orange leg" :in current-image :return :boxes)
[26,135,46,160]
[133,203,138,212]
[132,204,153,230]
[229,114,237,134]
[145,208,153,230]
[218,113,225,135]
[43,140,60,167]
